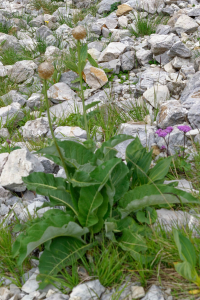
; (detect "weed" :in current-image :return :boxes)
[0,77,18,97]
[31,0,60,14]
[103,1,120,17]
[0,22,11,34]
[36,36,48,54]
[0,47,32,65]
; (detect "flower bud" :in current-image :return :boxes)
[72,26,87,40]
[38,62,54,80]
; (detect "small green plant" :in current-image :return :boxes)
[0,47,32,65]
[149,59,160,65]
[36,36,48,54]
[0,139,21,154]
[103,2,120,17]
[0,22,11,34]
[173,229,200,295]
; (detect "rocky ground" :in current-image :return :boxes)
[1,0,200,299]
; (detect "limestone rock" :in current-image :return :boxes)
[136,49,153,65]
[98,42,126,62]
[54,126,87,140]
[69,280,105,300]
[143,85,170,108]
[22,117,49,141]
[0,149,44,192]
[168,41,192,58]
[83,64,108,89]
[0,103,24,126]
[47,82,80,104]
[116,4,133,16]
[156,100,187,128]
[1,90,27,106]
[174,14,198,34]
[10,60,37,83]
[148,34,175,55]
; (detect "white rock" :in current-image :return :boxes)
[98,42,126,62]
[22,117,49,141]
[143,85,170,108]
[83,63,108,89]
[54,126,87,140]
[131,286,145,299]
[0,103,24,126]
[69,280,105,300]
[174,14,198,34]
[0,153,9,176]
[87,48,101,60]
[10,60,37,83]
[47,83,80,104]
[118,16,128,28]
[148,34,176,55]
[0,149,44,192]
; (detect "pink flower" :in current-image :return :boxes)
[177,125,191,133]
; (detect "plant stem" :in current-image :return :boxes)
[183,133,185,158]
[44,79,70,182]
[77,40,89,140]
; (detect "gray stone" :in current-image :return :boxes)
[136,68,168,93]
[148,34,176,55]
[49,100,82,119]
[38,157,57,174]
[0,185,12,203]
[29,15,44,27]
[22,117,49,141]
[0,149,44,192]
[0,287,13,300]
[174,14,198,34]
[1,90,27,106]
[141,285,164,300]
[188,102,200,128]
[27,93,42,110]
[0,153,9,177]
[180,71,200,104]
[47,83,80,104]
[156,24,171,35]
[72,0,91,8]
[120,50,135,71]
[171,56,193,69]
[10,60,37,84]
[154,51,171,65]
[98,0,120,14]
[188,6,200,17]
[88,41,104,52]
[136,49,153,65]
[69,280,105,300]
[143,84,170,108]
[59,71,79,88]
[0,203,9,216]
[0,103,24,126]
[156,100,187,129]
[167,81,186,96]
[168,41,192,58]
[98,42,126,62]
[54,126,87,140]
[0,33,20,51]
[99,59,121,74]
[115,123,155,159]
[0,128,10,139]
[36,25,53,40]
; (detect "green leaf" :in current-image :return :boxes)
[85,101,100,111]
[136,207,157,225]
[80,44,88,63]
[87,53,99,68]
[135,150,153,185]
[118,228,147,254]
[119,184,200,218]
[64,61,78,73]
[95,134,134,161]
[38,237,94,289]
[173,229,196,267]
[37,140,96,170]
[175,261,198,283]
[110,161,129,202]
[125,137,144,170]
[78,158,121,228]
[22,173,78,215]
[12,215,88,265]
[78,185,103,228]
[148,157,172,183]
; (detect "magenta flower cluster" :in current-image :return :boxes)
[156,127,173,138]
[177,125,191,133]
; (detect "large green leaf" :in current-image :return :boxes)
[175,261,198,283]
[78,158,121,228]
[125,137,144,170]
[64,61,78,73]
[95,134,134,161]
[119,184,200,218]
[135,150,153,185]
[78,185,103,228]
[22,173,78,215]
[173,230,196,267]
[118,228,147,254]
[110,161,129,202]
[148,157,172,183]
[87,53,99,68]
[80,44,88,63]
[38,141,96,169]
[38,237,94,289]
[12,215,88,265]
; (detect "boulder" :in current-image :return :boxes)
[47,83,80,104]
[22,117,49,141]
[0,149,44,192]
[10,60,37,83]
[98,42,126,62]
